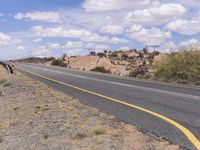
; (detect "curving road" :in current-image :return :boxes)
[16,63,200,150]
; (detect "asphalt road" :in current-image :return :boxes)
[16,63,200,150]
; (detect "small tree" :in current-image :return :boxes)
[97,52,106,58]
[90,51,96,56]
[62,53,67,61]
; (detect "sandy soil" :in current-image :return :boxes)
[0,71,180,150]
[65,56,129,76]
[0,65,8,81]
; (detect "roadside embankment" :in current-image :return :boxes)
[0,71,180,150]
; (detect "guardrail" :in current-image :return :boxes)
[0,61,14,74]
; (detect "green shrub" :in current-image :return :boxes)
[153,47,200,83]
[97,52,106,57]
[121,54,129,60]
[93,127,106,135]
[109,52,118,58]
[51,59,67,67]
[91,66,111,73]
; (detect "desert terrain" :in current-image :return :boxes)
[0,66,179,150]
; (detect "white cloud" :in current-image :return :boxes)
[166,19,200,35]
[119,46,130,50]
[0,13,4,17]
[86,43,109,50]
[159,41,178,52]
[179,39,199,47]
[14,11,63,23]
[17,46,25,50]
[63,41,83,49]
[47,43,61,49]
[125,3,186,25]
[129,25,172,45]
[46,41,109,56]
[83,0,157,12]
[101,25,124,35]
[0,32,21,45]
[33,38,42,42]
[0,32,12,45]
[31,25,128,44]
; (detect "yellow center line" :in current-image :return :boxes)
[17,67,200,150]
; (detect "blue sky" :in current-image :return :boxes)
[0,0,200,60]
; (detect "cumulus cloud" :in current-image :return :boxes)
[101,25,124,35]
[125,3,186,25]
[14,11,63,23]
[31,26,128,44]
[166,19,200,35]
[82,0,157,12]
[128,25,172,45]
[33,38,42,42]
[46,41,109,56]
[85,43,109,50]
[179,39,199,47]
[159,41,178,52]
[17,46,25,50]
[0,32,21,45]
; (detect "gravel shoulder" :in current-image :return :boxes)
[0,71,180,150]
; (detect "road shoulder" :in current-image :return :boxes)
[0,71,180,150]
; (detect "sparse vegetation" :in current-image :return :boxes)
[129,66,149,78]
[153,46,200,84]
[73,132,87,140]
[91,66,111,73]
[0,91,4,97]
[121,53,129,60]
[3,82,12,87]
[0,79,7,85]
[51,59,67,67]
[93,127,106,135]
[0,136,3,143]
[109,52,118,58]
[44,134,49,139]
[90,51,96,56]
[97,52,106,58]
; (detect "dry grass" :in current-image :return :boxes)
[93,127,106,135]
[0,71,180,150]
[3,82,12,87]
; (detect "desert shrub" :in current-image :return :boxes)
[109,52,118,58]
[93,127,106,135]
[143,47,148,54]
[139,52,144,58]
[51,59,67,67]
[46,57,55,61]
[91,66,111,73]
[62,53,67,61]
[129,66,149,78]
[153,46,200,83]
[97,52,106,58]
[3,82,12,87]
[121,54,129,60]
[0,79,7,85]
[90,51,96,56]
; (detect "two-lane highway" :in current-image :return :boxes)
[17,63,200,149]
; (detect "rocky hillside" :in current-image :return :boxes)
[62,49,159,78]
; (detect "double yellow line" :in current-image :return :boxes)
[17,67,200,149]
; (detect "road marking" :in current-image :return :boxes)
[17,67,200,150]
[22,64,200,101]
[22,62,200,90]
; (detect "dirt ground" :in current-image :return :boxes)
[0,71,180,150]
[0,65,8,81]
